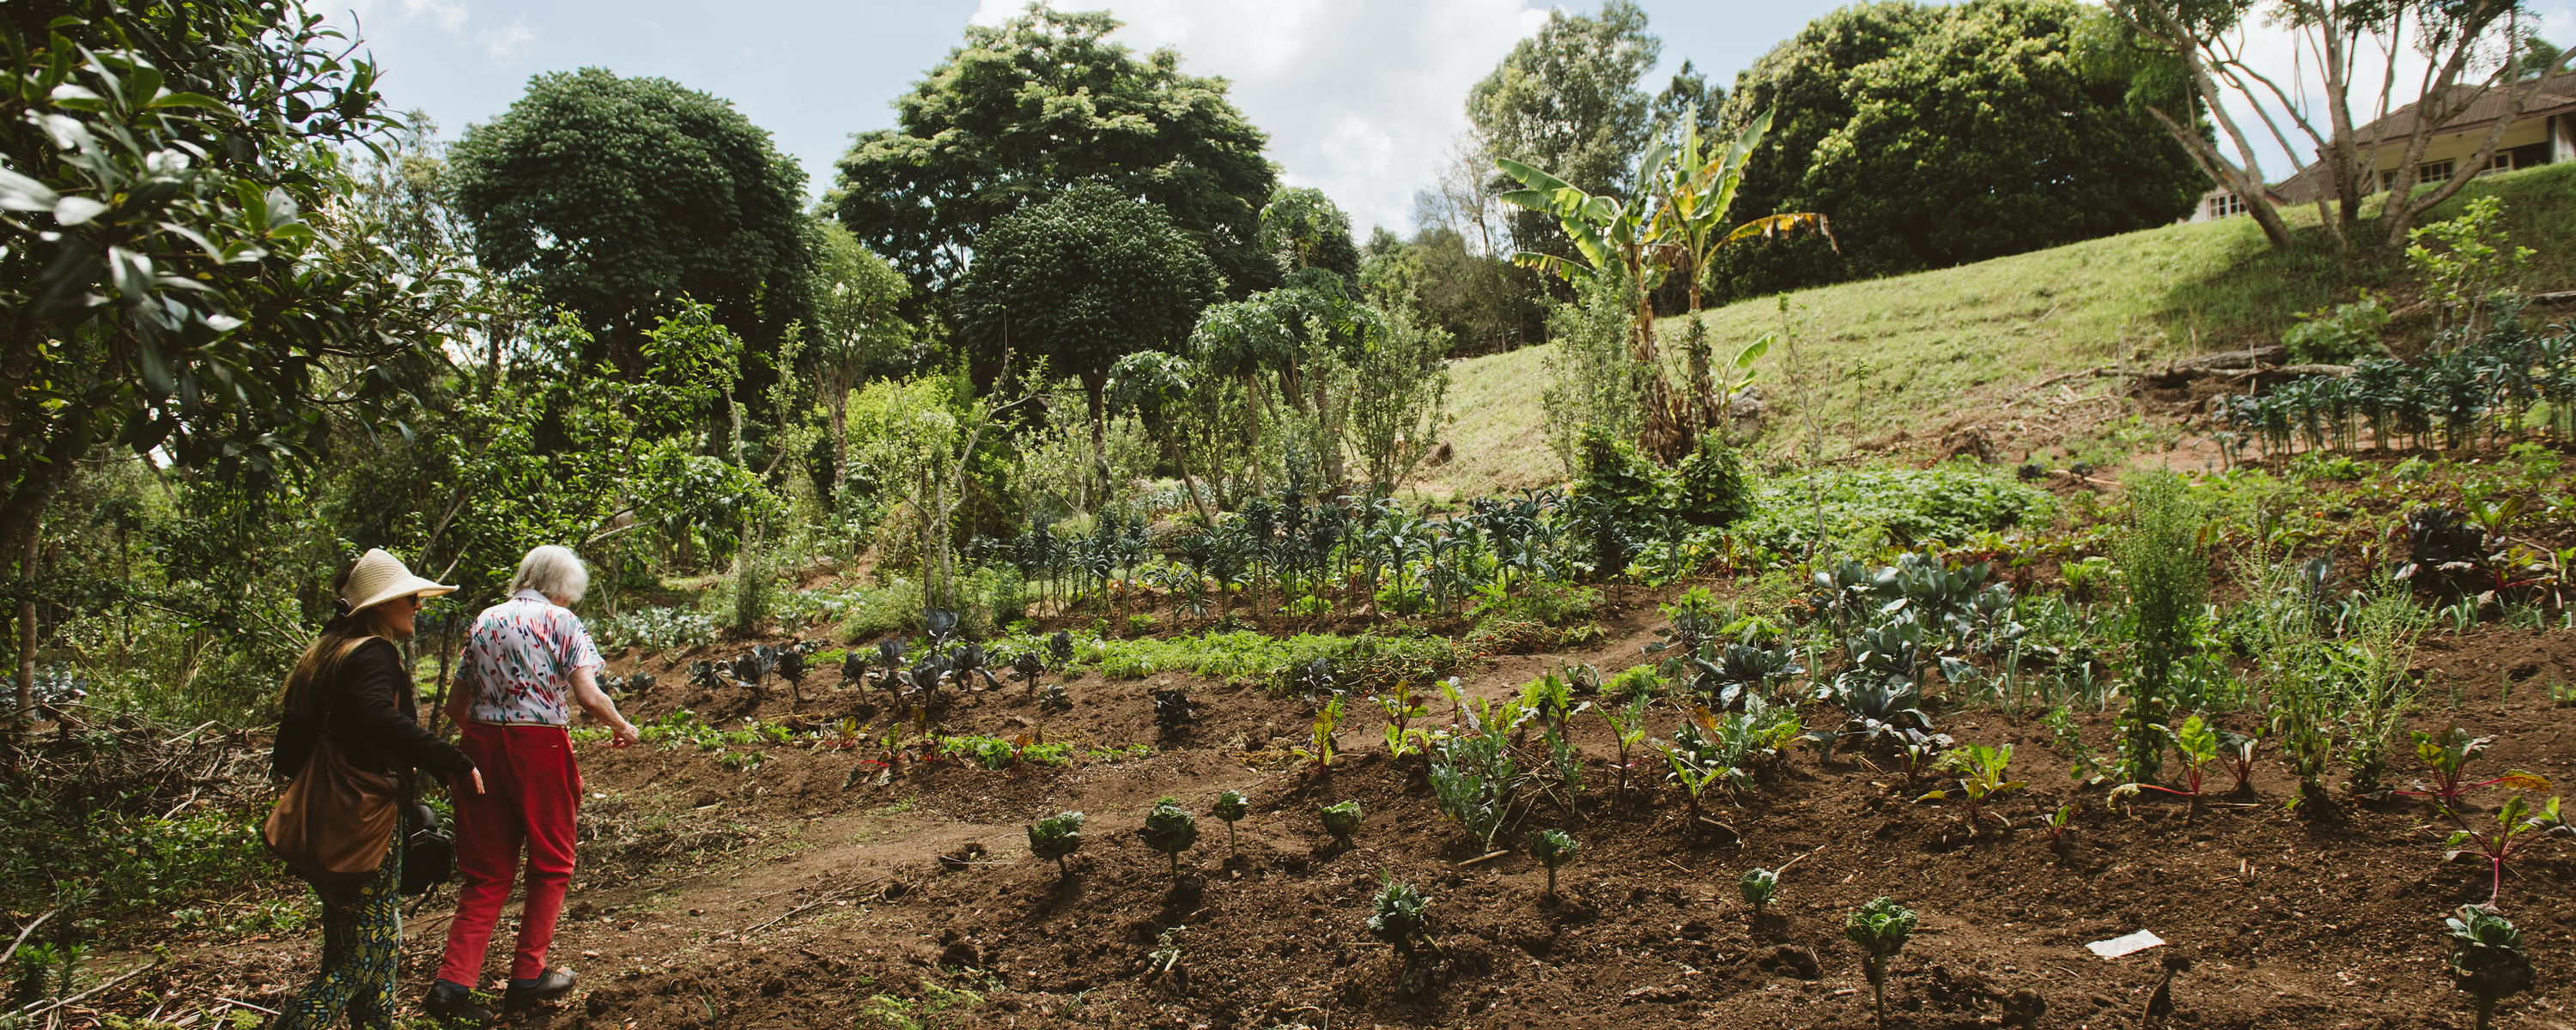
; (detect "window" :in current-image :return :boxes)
[2477,151,2516,177]
[2381,159,2457,191]
[2206,191,2248,218]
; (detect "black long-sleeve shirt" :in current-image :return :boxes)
[271,638,475,785]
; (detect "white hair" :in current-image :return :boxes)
[511,545,590,604]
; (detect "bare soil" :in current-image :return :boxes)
[120,609,2576,1030]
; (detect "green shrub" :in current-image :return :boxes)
[1673,433,1753,526]
[2281,295,2390,364]
[727,547,780,635]
[2113,473,2207,784]
[1736,464,2056,552]
[837,579,927,640]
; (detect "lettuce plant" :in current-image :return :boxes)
[1026,810,1084,878]
[1319,799,1364,851]
[1526,828,1578,897]
[2445,904,2534,1030]
[1844,897,1917,1030]
[1137,797,1197,882]
[1211,790,1249,857]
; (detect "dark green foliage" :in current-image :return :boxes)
[832,6,1276,294]
[1468,0,1661,265]
[1527,828,1580,896]
[1137,797,1198,881]
[2214,320,2576,463]
[453,68,811,367]
[1366,873,1441,968]
[1738,867,1780,913]
[2446,904,2534,1030]
[1026,810,1084,876]
[955,181,1224,427]
[1672,434,1754,527]
[2114,473,2206,785]
[1709,0,2202,301]
[1575,428,1751,531]
[1260,186,1361,282]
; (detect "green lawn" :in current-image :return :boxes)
[1415,161,2576,498]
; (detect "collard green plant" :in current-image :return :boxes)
[2445,904,2535,1030]
[1211,790,1250,857]
[1844,897,1918,1030]
[1527,828,1579,897]
[1319,799,1364,851]
[1026,810,1084,877]
[1137,797,1198,882]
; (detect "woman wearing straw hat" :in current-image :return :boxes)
[270,548,483,1030]
[428,545,638,1023]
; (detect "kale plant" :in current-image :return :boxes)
[2445,904,2535,1030]
[1737,866,1778,918]
[1211,790,1250,857]
[1137,797,1198,882]
[1366,873,1442,981]
[1319,799,1364,851]
[1026,810,1084,877]
[1844,897,1918,1030]
[1526,828,1578,897]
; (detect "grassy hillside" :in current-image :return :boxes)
[1416,161,2576,499]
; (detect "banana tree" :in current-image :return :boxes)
[1652,109,1830,439]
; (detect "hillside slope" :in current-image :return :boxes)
[1419,161,2576,498]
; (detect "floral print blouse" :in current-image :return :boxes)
[457,589,604,727]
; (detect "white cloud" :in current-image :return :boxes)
[969,0,1549,234]
[404,0,468,33]
[479,16,536,65]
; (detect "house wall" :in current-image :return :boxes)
[2366,119,2556,184]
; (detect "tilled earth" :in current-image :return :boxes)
[118,617,2576,1029]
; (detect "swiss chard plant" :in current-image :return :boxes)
[1296,693,1345,770]
[1137,797,1199,882]
[2444,793,2568,904]
[1026,810,1084,878]
[1915,742,2026,834]
[2445,904,2535,1030]
[1844,896,1918,1030]
[2111,714,2221,825]
[1526,828,1579,898]
[2400,725,2552,811]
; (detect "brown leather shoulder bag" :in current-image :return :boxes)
[263,638,399,888]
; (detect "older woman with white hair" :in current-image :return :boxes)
[426,545,638,1022]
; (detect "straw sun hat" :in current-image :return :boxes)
[338,548,457,615]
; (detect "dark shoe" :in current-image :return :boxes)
[501,968,577,1010]
[422,979,495,1026]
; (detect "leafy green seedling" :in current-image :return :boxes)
[2216,728,2261,794]
[1366,872,1442,974]
[2111,714,2219,824]
[2444,793,2567,904]
[1915,742,2026,833]
[2042,802,2075,842]
[1026,810,1084,877]
[1737,867,1778,918]
[2399,725,2552,811]
[1320,799,1363,851]
[1527,828,1579,897]
[1844,897,1917,1030]
[1210,790,1249,857]
[1137,797,1198,882]
[2446,904,2535,1030]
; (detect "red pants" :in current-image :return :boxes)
[437,724,580,986]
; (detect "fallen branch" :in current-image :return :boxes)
[11,957,163,1019]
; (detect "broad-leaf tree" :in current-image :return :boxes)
[1258,186,1361,282]
[0,0,469,731]
[954,182,1222,438]
[1467,0,1662,267]
[807,221,914,506]
[451,67,811,371]
[832,4,1277,296]
[1712,0,2201,300]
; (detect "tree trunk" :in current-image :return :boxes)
[15,510,39,737]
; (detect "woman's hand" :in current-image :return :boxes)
[610,719,641,748]
[468,767,487,795]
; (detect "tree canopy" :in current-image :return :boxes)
[1259,186,1361,282]
[954,182,1224,429]
[451,67,812,369]
[1710,0,2202,300]
[832,4,1278,298]
[1467,0,1662,259]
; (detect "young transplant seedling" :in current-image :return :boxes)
[1138,797,1198,882]
[1320,800,1364,852]
[1844,896,1918,1030]
[1527,828,1579,898]
[2111,714,2220,825]
[2401,725,2551,811]
[2446,904,2535,1030]
[1737,867,1778,920]
[2444,793,2567,904]
[1367,873,1443,984]
[1211,790,1250,857]
[1915,742,2026,834]
[1026,810,1084,878]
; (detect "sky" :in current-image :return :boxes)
[329,0,2576,238]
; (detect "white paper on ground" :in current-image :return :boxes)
[2085,930,2166,958]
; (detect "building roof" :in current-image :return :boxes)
[2269,70,2576,203]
